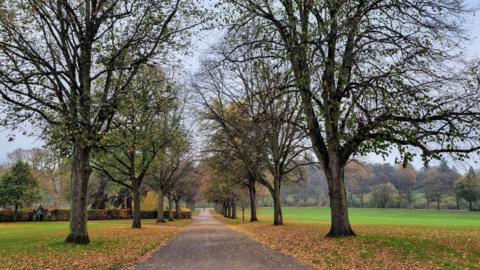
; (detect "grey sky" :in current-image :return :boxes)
[1,1,480,172]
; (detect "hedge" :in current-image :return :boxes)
[0,208,191,222]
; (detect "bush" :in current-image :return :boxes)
[46,209,70,221]
[141,211,157,219]
[0,207,191,222]
[367,182,400,208]
[0,208,35,222]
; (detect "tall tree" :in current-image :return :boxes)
[345,161,372,207]
[455,167,480,211]
[222,0,480,236]
[0,161,42,216]
[423,161,459,210]
[91,66,180,228]
[393,163,418,208]
[0,0,200,243]
[145,131,192,223]
[197,57,307,225]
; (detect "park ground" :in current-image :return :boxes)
[221,208,480,270]
[0,219,191,270]
[0,208,479,270]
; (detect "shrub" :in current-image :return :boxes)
[46,209,69,221]
[0,208,191,222]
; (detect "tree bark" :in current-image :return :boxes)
[132,184,142,228]
[156,188,165,223]
[168,194,174,221]
[248,181,258,222]
[469,200,473,211]
[325,163,355,237]
[437,197,441,211]
[221,203,226,216]
[175,199,180,218]
[14,204,18,222]
[65,144,92,244]
[272,179,283,225]
[226,201,231,218]
[127,196,132,210]
[231,202,237,219]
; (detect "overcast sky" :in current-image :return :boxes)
[1,1,480,172]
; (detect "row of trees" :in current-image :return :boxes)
[200,0,480,237]
[0,131,201,224]
[2,0,480,243]
[0,64,201,228]
[0,0,204,244]
[345,161,479,211]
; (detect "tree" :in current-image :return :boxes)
[145,131,192,223]
[393,163,418,208]
[171,161,198,218]
[221,0,480,236]
[345,161,372,207]
[6,147,70,208]
[423,161,459,210]
[91,66,180,229]
[0,161,42,216]
[197,56,307,225]
[368,182,399,208]
[455,167,480,211]
[238,189,250,222]
[0,0,200,243]
[204,154,243,220]
[198,93,263,222]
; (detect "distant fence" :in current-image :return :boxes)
[0,208,191,222]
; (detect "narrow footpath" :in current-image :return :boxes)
[136,210,312,270]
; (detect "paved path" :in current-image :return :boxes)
[136,210,311,270]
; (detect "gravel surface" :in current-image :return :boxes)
[135,210,312,270]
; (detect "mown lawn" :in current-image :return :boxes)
[0,219,191,270]
[224,208,480,270]
[250,207,480,227]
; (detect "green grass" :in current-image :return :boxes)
[251,207,480,227]
[224,208,480,269]
[0,219,190,269]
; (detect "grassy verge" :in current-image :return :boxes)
[250,207,480,227]
[217,208,480,270]
[0,218,191,270]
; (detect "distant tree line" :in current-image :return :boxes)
[277,160,479,211]
[0,145,202,223]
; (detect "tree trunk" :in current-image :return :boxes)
[168,194,174,221]
[272,179,283,225]
[437,197,440,211]
[231,202,237,219]
[242,208,245,222]
[221,203,226,216]
[325,163,355,237]
[127,196,132,210]
[248,182,258,222]
[13,204,19,222]
[132,184,141,228]
[226,202,232,218]
[156,188,165,223]
[65,144,92,244]
[175,199,180,218]
[456,194,460,210]
[360,193,364,208]
[469,200,473,211]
